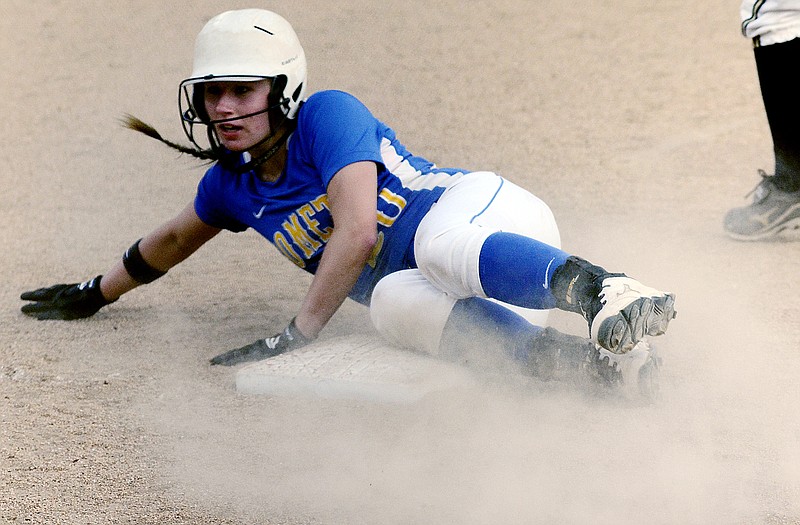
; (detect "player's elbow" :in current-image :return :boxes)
[332,219,378,262]
[352,228,378,257]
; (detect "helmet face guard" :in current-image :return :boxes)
[178,9,307,152]
[178,75,290,152]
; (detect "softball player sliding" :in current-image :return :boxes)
[20,9,676,396]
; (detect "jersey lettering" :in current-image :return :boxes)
[276,191,400,268]
[299,195,333,242]
[377,188,406,227]
[273,231,305,268]
[282,213,323,258]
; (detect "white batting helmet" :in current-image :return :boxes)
[180,9,307,130]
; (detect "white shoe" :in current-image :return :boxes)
[590,276,676,354]
[592,340,660,400]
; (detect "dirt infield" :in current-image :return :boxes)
[2,1,800,523]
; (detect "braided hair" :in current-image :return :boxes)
[121,112,296,174]
[121,114,218,162]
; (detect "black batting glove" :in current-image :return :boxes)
[210,318,313,366]
[20,276,114,320]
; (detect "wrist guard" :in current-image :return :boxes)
[123,238,167,284]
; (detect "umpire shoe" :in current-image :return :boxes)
[724,170,800,241]
[589,341,660,400]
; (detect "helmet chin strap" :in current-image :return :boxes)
[232,116,297,174]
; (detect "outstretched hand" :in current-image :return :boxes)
[20,276,113,320]
[210,318,313,366]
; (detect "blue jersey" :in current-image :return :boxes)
[194,90,468,304]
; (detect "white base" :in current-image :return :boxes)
[235,335,473,404]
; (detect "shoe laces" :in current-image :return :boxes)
[744,169,774,202]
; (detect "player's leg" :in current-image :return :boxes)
[369,269,658,395]
[369,270,593,381]
[758,39,800,192]
[725,4,800,239]
[414,172,676,354]
[477,234,675,355]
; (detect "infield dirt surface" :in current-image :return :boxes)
[2,1,800,524]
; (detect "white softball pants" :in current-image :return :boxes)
[369,171,561,355]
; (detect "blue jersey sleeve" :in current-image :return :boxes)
[194,164,248,232]
[296,91,385,187]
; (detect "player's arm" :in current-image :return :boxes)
[209,161,378,366]
[20,201,221,320]
[100,201,221,299]
[293,160,379,338]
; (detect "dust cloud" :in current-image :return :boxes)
[4,0,800,523]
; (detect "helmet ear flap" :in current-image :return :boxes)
[268,75,290,130]
[291,82,304,103]
[270,75,305,120]
[268,75,288,112]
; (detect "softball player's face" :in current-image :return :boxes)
[203,80,272,152]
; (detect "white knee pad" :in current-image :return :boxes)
[369,270,456,356]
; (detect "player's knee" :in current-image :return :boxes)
[369,270,457,355]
